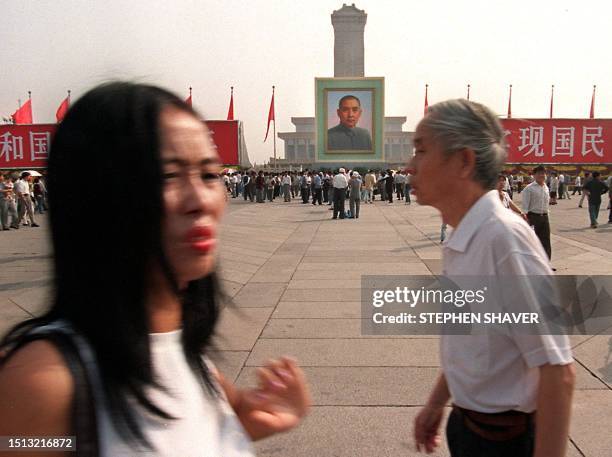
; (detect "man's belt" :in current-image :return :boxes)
[452,405,533,442]
[527,211,548,216]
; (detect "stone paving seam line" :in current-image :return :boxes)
[378,204,433,270]
[568,436,587,457]
[572,357,612,390]
[228,209,306,383]
[569,334,601,351]
[245,216,324,351]
[221,209,299,304]
[391,205,442,245]
[8,297,35,318]
[551,233,612,255]
[286,219,324,284]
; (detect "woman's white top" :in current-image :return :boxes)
[500,191,511,209]
[99,329,255,457]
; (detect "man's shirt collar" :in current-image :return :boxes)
[444,190,502,253]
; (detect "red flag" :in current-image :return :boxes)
[264,86,275,142]
[549,85,554,119]
[56,92,70,123]
[507,84,512,118]
[12,99,33,124]
[424,84,429,115]
[589,85,596,119]
[227,86,234,120]
[185,87,192,107]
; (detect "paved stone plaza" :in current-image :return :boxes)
[1,194,611,456]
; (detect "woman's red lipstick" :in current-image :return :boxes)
[185,226,216,253]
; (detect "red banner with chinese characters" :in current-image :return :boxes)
[0,124,54,169]
[502,119,612,163]
[0,120,239,169]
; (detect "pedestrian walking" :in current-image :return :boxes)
[497,174,528,220]
[332,168,348,219]
[394,170,405,200]
[33,178,45,213]
[312,172,323,205]
[0,82,310,456]
[384,170,394,203]
[255,171,265,203]
[522,165,552,260]
[582,171,609,228]
[281,172,292,202]
[265,173,275,202]
[348,171,362,218]
[578,172,591,208]
[14,172,39,227]
[364,170,376,203]
[3,177,19,229]
[410,99,574,457]
[549,172,559,205]
[300,172,310,204]
[405,171,412,204]
[572,174,582,196]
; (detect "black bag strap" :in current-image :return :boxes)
[15,326,99,457]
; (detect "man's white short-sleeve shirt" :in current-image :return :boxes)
[441,190,572,413]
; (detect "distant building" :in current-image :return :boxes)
[278,116,413,168]
[277,4,414,169]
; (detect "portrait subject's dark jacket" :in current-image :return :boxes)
[327,124,372,150]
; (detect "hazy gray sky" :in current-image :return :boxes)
[2,0,611,163]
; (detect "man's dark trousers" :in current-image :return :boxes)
[333,188,345,219]
[527,212,551,259]
[396,183,404,199]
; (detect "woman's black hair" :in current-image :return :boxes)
[0,82,221,446]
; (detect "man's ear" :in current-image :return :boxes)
[456,148,477,179]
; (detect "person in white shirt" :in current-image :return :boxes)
[572,174,582,196]
[332,168,348,219]
[409,99,574,457]
[503,173,513,199]
[14,172,39,227]
[363,170,376,204]
[496,174,526,220]
[521,166,552,260]
[549,172,559,205]
[229,173,238,198]
[281,172,292,202]
[394,171,406,200]
[558,173,565,199]
[234,172,242,196]
[404,172,412,204]
[516,174,524,193]
[559,173,571,200]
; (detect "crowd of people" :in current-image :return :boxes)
[221,168,413,218]
[221,167,611,229]
[0,171,47,229]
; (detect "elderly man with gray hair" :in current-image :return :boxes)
[409,99,574,457]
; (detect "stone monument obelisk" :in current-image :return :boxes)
[331,4,367,77]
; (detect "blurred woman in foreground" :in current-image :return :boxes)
[0,82,309,456]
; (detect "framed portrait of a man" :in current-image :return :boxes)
[327,91,373,151]
[315,77,384,163]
